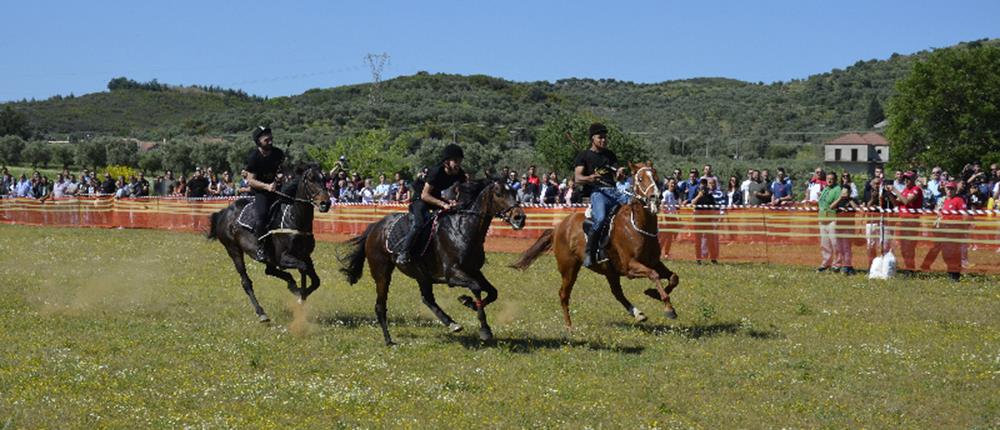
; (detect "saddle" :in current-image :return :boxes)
[235,197,286,235]
[582,205,620,251]
[385,212,441,256]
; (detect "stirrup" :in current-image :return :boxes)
[254,247,268,263]
[395,252,411,265]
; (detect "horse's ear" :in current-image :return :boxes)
[628,161,636,171]
[646,160,653,167]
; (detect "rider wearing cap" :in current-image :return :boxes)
[244,126,285,262]
[395,143,467,265]
[574,123,628,267]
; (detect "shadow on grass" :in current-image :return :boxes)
[611,321,781,340]
[439,333,645,355]
[314,312,441,329]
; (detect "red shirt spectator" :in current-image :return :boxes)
[900,184,924,212]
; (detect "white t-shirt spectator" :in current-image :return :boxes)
[360,187,375,204]
[374,183,392,202]
[52,180,69,198]
[806,182,824,202]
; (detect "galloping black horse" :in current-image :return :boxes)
[340,178,526,345]
[207,165,331,322]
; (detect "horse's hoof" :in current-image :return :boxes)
[478,327,494,341]
[635,312,648,323]
[258,314,271,323]
[664,309,678,320]
[297,297,305,305]
[448,322,463,333]
[384,340,397,347]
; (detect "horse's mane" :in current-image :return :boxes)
[455,178,493,209]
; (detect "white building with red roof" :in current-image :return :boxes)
[823,132,889,175]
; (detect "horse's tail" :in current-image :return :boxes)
[339,221,377,285]
[206,210,222,241]
[509,228,554,270]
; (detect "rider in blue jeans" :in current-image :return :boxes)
[574,123,629,267]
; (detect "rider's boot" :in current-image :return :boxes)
[254,236,269,263]
[395,230,416,265]
[583,229,599,267]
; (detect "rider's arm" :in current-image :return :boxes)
[420,183,453,210]
[574,166,601,185]
[245,172,276,193]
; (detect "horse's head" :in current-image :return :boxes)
[490,177,527,230]
[630,161,660,214]
[458,178,526,230]
[295,164,331,212]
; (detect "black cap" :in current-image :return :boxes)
[441,143,464,161]
[588,123,609,138]
[252,126,272,144]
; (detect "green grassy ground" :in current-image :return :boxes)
[0,224,997,429]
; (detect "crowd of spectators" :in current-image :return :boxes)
[653,162,1000,212]
[0,166,249,199]
[4,161,1000,212]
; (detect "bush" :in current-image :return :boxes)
[100,165,139,180]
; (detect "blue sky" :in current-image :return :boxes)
[1,0,997,102]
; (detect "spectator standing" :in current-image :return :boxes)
[359,179,375,204]
[725,175,743,207]
[920,181,965,281]
[817,172,843,272]
[889,171,924,273]
[739,168,754,203]
[161,171,176,196]
[692,178,719,264]
[64,175,80,196]
[835,173,858,275]
[926,167,943,208]
[660,178,680,258]
[805,167,826,203]
[892,170,906,193]
[374,174,392,202]
[394,179,410,202]
[100,173,116,194]
[52,174,69,198]
[186,169,210,198]
[681,169,699,204]
[862,166,885,203]
[700,164,718,184]
[746,170,768,206]
[771,168,794,205]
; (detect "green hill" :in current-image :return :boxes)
[5,38,997,163]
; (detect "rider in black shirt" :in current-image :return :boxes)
[395,143,467,265]
[574,123,628,267]
[244,126,286,262]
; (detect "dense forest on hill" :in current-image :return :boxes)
[2,39,996,176]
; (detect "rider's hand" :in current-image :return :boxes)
[266,182,277,192]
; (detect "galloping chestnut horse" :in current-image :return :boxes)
[340,178,527,345]
[207,165,331,322]
[511,161,680,328]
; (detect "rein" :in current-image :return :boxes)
[271,171,325,208]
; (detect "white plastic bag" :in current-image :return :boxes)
[869,250,897,280]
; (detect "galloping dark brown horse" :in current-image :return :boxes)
[510,161,679,328]
[339,178,527,345]
[207,165,331,322]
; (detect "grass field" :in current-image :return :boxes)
[0,224,998,429]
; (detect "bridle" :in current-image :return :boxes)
[453,182,523,226]
[272,169,325,209]
[629,166,660,214]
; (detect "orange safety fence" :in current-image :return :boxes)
[2,196,999,274]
